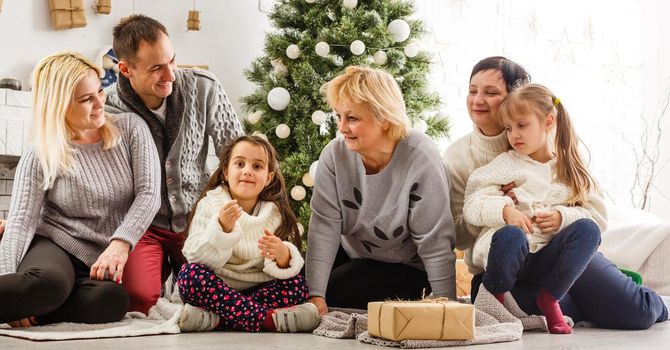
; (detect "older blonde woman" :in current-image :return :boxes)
[0,52,160,327]
[305,66,456,314]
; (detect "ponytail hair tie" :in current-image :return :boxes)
[553,97,561,106]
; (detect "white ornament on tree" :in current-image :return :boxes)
[315,41,330,57]
[413,119,428,133]
[387,19,411,43]
[247,111,262,124]
[309,161,319,180]
[305,0,316,4]
[373,50,388,65]
[342,0,358,9]
[290,185,307,201]
[275,124,291,139]
[252,131,268,141]
[286,44,301,60]
[297,223,305,236]
[270,58,288,75]
[350,40,366,55]
[302,173,314,187]
[267,87,290,110]
[311,110,327,125]
[404,42,419,58]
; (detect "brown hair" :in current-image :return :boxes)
[497,83,599,206]
[185,136,301,247]
[112,14,168,63]
[470,56,531,93]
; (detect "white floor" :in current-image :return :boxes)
[1,322,669,350]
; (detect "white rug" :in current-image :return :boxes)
[0,297,182,341]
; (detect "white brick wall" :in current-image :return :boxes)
[0,88,30,218]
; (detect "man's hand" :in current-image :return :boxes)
[501,182,518,204]
[502,205,533,234]
[90,239,131,283]
[258,229,290,268]
[308,296,329,316]
[218,200,243,233]
[534,210,562,234]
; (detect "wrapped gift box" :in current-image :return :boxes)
[368,300,475,341]
[456,258,473,297]
[187,10,201,31]
[49,0,86,30]
[97,0,111,14]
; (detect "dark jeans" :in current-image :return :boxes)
[0,235,128,324]
[482,219,601,300]
[472,221,668,329]
[324,246,430,310]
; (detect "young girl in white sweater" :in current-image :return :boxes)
[463,83,606,334]
[176,135,319,333]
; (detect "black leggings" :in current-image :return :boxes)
[325,246,430,309]
[0,235,128,324]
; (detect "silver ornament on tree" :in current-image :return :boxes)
[252,131,268,142]
[267,87,290,111]
[342,0,358,9]
[275,124,291,139]
[305,0,316,3]
[413,119,428,133]
[247,111,263,124]
[373,50,388,65]
[290,185,307,201]
[387,19,411,43]
[286,44,301,60]
[350,40,366,55]
[309,161,319,180]
[315,41,330,57]
[403,42,419,58]
[311,110,327,125]
[302,173,314,187]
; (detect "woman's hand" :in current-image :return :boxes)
[258,229,290,268]
[501,182,518,204]
[502,205,533,234]
[0,219,6,238]
[90,239,131,283]
[534,210,562,234]
[219,200,242,233]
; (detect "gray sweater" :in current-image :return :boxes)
[0,114,161,274]
[305,130,457,299]
[105,68,244,233]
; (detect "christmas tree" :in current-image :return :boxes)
[241,0,450,238]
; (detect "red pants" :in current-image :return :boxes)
[123,226,186,314]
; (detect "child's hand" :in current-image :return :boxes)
[219,200,243,233]
[534,210,562,234]
[501,182,518,205]
[502,205,533,234]
[0,219,6,237]
[258,229,290,268]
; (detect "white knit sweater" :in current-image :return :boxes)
[182,186,303,291]
[463,150,608,273]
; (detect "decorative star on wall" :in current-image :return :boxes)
[549,29,579,64]
[603,53,627,85]
[584,17,595,47]
[449,0,470,18]
[527,8,540,40]
[426,29,451,68]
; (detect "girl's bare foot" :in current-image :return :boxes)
[8,316,37,328]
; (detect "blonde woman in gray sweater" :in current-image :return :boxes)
[0,52,160,327]
[306,66,456,314]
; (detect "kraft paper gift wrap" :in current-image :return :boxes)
[368,299,475,341]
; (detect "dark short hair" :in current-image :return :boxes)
[470,56,531,92]
[112,14,168,63]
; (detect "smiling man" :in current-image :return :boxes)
[104,14,244,314]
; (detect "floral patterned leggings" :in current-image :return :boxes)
[177,263,309,332]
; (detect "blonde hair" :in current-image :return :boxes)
[497,83,599,206]
[325,66,410,140]
[31,51,119,190]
